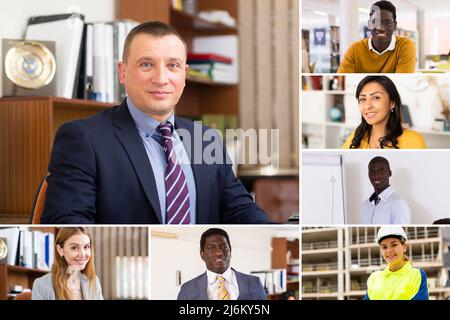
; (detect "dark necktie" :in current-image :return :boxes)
[157,122,191,224]
[370,193,381,206]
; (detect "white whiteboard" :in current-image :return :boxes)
[302,153,346,224]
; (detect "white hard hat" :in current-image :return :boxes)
[376,226,407,244]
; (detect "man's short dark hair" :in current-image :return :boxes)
[200,228,232,251]
[433,218,450,225]
[372,1,397,21]
[369,156,391,170]
[122,21,187,62]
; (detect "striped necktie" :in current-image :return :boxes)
[216,275,230,300]
[157,122,191,224]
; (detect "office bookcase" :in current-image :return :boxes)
[0,227,56,300]
[271,237,300,300]
[117,0,239,118]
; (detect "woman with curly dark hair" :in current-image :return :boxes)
[342,76,427,149]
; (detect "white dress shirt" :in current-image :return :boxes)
[206,267,240,300]
[360,186,411,224]
[368,35,396,55]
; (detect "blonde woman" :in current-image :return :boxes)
[365,226,428,300]
[32,227,103,300]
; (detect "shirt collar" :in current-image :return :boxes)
[383,261,412,276]
[378,185,394,201]
[206,267,233,285]
[370,185,394,204]
[368,35,396,55]
[126,97,175,137]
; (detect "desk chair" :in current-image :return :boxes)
[253,178,299,224]
[14,291,32,300]
[30,174,49,224]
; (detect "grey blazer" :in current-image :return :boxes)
[32,273,104,300]
[177,268,267,300]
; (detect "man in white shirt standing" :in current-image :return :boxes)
[360,156,411,224]
[177,228,267,300]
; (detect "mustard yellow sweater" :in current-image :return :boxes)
[341,128,427,149]
[337,36,416,73]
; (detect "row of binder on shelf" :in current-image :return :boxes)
[22,13,239,101]
[250,269,287,295]
[23,13,138,103]
[0,227,54,271]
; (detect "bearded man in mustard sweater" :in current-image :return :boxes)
[338,0,416,73]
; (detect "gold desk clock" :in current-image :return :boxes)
[0,238,7,264]
[2,39,56,96]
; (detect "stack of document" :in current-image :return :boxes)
[0,227,54,270]
[192,35,239,84]
[188,53,235,83]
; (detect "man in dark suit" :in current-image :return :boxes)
[41,21,271,224]
[177,228,267,300]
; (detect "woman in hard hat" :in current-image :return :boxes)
[364,226,429,300]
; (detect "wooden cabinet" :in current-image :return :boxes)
[0,264,48,300]
[271,237,300,299]
[0,227,55,299]
[117,0,239,118]
[0,97,114,223]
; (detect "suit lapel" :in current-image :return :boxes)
[175,117,211,223]
[112,101,162,222]
[195,272,209,300]
[234,269,247,300]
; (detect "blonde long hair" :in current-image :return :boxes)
[52,227,96,300]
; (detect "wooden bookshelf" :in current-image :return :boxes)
[271,237,300,300]
[0,227,56,300]
[117,0,239,118]
[0,264,49,300]
[0,97,114,223]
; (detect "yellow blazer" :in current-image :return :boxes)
[341,128,427,149]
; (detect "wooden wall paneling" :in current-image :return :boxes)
[274,0,291,169]
[290,0,300,169]
[125,226,132,299]
[103,227,111,299]
[0,98,52,219]
[110,227,117,300]
[140,227,148,257]
[0,264,7,300]
[118,226,124,299]
[132,227,138,258]
[116,0,171,23]
[255,0,273,166]
[92,227,102,297]
[238,0,256,129]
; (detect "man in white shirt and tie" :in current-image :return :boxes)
[360,156,411,224]
[177,228,267,300]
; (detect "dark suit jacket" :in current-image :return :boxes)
[177,269,267,300]
[41,100,271,224]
